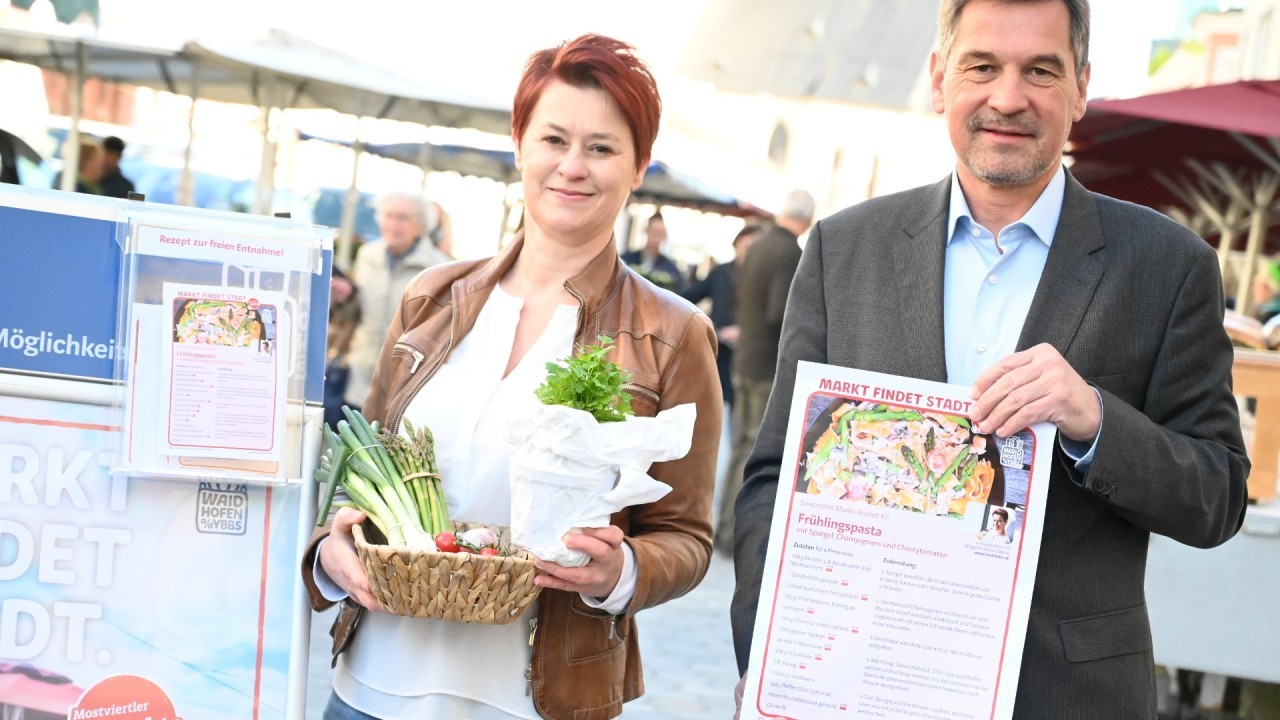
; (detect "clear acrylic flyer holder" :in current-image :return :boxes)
[109,204,328,486]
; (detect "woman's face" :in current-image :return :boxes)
[514,80,646,249]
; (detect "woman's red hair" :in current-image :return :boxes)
[512,34,661,170]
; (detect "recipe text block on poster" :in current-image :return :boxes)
[743,361,1054,720]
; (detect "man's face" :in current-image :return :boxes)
[376,197,422,255]
[930,0,1089,191]
[103,150,121,173]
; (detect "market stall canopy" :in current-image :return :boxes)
[640,160,770,217]
[0,26,510,130]
[1067,80,1280,313]
[677,0,937,110]
[0,25,187,89]
[299,132,770,218]
[182,30,511,132]
[308,135,521,184]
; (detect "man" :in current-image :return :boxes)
[621,212,684,292]
[98,136,135,198]
[342,193,451,410]
[731,1,1250,717]
[718,189,814,552]
[682,223,764,407]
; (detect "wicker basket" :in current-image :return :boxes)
[353,521,542,624]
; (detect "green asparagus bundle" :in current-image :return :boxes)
[380,418,452,538]
[313,406,450,549]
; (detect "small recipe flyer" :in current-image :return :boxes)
[743,361,1055,720]
[159,283,288,459]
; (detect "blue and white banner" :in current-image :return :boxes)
[0,189,331,403]
[0,394,303,720]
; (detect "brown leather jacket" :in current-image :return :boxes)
[301,234,722,720]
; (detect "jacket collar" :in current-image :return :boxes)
[893,176,951,382]
[453,229,624,338]
[890,170,1107,382]
[1015,170,1107,357]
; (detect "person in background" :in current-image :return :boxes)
[302,33,722,720]
[683,224,764,542]
[731,0,1248,716]
[622,211,685,292]
[341,193,451,412]
[683,223,764,407]
[428,199,456,258]
[323,265,361,429]
[52,140,104,194]
[1252,256,1280,323]
[98,136,135,198]
[717,189,814,552]
[0,131,23,184]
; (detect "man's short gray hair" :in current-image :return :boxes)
[779,189,816,223]
[374,192,439,234]
[936,0,1090,78]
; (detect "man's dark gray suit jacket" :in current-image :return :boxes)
[731,171,1251,719]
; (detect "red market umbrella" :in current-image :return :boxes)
[0,664,84,715]
[1066,80,1280,312]
[1076,80,1280,137]
[1068,80,1280,219]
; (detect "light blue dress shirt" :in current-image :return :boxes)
[942,165,1098,467]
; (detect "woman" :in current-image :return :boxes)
[301,34,722,720]
[980,507,1013,544]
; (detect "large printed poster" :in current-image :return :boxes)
[743,362,1054,720]
[0,394,301,720]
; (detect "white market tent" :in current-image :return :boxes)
[0,25,512,266]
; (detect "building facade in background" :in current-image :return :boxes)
[1241,0,1280,79]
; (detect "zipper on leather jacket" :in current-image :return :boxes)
[622,382,659,404]
[388,336,452,434]
[608,615,620,641]
[393,342,426,374]
[525,616,539,696]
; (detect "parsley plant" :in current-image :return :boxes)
[535,335,635,423]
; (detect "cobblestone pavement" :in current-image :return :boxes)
[620,550,739,719]
[304,551,740,719]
